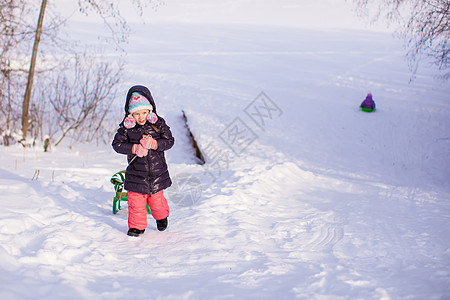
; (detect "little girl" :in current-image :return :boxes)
[112,85,175,236]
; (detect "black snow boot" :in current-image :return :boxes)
[127,228,145,237]
[156,218,168,231]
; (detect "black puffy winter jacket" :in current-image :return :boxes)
[112,85,175,195]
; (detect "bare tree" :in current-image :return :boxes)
[46,52,123,147]
[350,0,450,79]
[21,0,47,142]
[0,0,34,145]
[19,0,161,144]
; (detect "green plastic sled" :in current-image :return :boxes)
[361,107,375,113]
[110,170,151,215]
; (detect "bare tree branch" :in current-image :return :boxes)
[47,52,123,146]
[350,0,450,79]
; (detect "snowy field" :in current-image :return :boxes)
[1,1,450,299]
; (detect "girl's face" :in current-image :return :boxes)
[132,109,150,125]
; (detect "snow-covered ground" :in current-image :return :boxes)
[1,1,450,299]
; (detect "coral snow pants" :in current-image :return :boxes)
[128,190,169,230]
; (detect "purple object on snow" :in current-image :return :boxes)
[360,93,376,110]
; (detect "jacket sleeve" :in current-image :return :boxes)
[112,126,134,155]
[155,118,175,152]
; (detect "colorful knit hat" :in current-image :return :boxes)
[128,92,153,114]
[123,92,158,128]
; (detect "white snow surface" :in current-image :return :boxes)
[1,9,450,300]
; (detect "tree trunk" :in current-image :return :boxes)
[22,0,47,142]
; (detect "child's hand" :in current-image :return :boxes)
[132,144,149,157]
[140,135,158,150]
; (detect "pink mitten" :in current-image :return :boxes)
[140,136,158,150]
[132,144,148,157]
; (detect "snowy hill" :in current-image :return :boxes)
[1,8,450,300]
